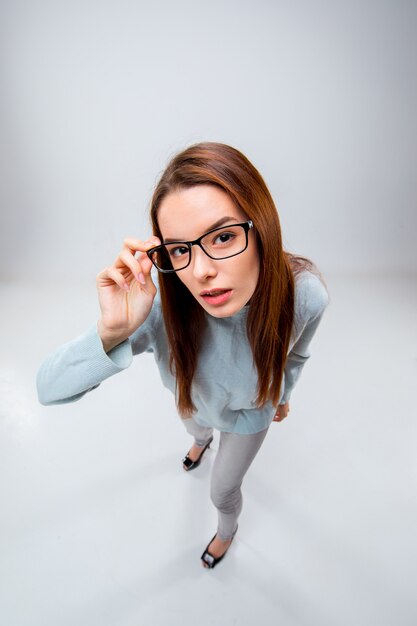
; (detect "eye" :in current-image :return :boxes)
[213,231,236,246]
[169,245,189,258]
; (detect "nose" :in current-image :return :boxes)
[190,245,218,280]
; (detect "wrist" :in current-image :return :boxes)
[97,320,128,353]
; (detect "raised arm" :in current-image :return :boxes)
[37,235,161,405]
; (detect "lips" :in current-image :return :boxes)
[200,288,231,297]
[199,288,233,306]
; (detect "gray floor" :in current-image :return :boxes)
[1,273,416,626]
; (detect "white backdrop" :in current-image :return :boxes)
[1,0,416,281]
[1,4,417,625]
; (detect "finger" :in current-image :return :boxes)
[139,254,154,276]
[119,238,161,279]
[123,236,161,255]
[130,251,156,287]
[99,266,131,291]
[118,250,147,283]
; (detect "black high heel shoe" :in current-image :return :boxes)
[182,435,214,471]
[201,525,238,569]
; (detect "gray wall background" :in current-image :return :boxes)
[1,0,416,282]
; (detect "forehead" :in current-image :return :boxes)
[157,185,246,240]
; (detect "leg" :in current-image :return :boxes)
[204,427,269,563]
[182,417,213,448]
[182,417,214,467]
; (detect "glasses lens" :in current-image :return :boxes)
[200,224,247,259]
[151,244,190,272]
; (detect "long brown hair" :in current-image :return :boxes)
[150,142,325,417]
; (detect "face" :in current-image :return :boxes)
[157,185,260,318]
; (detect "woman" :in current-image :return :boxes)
[37,142,329,569]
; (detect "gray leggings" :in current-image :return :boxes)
[183,417,269,541]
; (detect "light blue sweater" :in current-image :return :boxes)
[37,270,329,434]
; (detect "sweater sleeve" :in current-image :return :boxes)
[36,300,160,406]
[279,273,329,405]
[36,324,135,405]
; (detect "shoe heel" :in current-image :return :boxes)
[182,435,213,472]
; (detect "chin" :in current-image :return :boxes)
[201,301,245,319]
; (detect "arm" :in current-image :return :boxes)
[279,274,329,406]
[36,234,161,406]
[36,300,160,406]
[36,323,134,406]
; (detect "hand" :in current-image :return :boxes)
[273,401,290,422]
[96,236,161,351]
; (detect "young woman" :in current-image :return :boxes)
[37,142,329,569]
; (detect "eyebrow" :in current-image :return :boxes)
[163,216,239,243]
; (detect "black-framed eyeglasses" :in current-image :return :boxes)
[147,220,254,274]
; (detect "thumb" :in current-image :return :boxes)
[139,254,158,291]
[140,254,153,276]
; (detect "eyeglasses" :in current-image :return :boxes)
[147,220,254,273]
